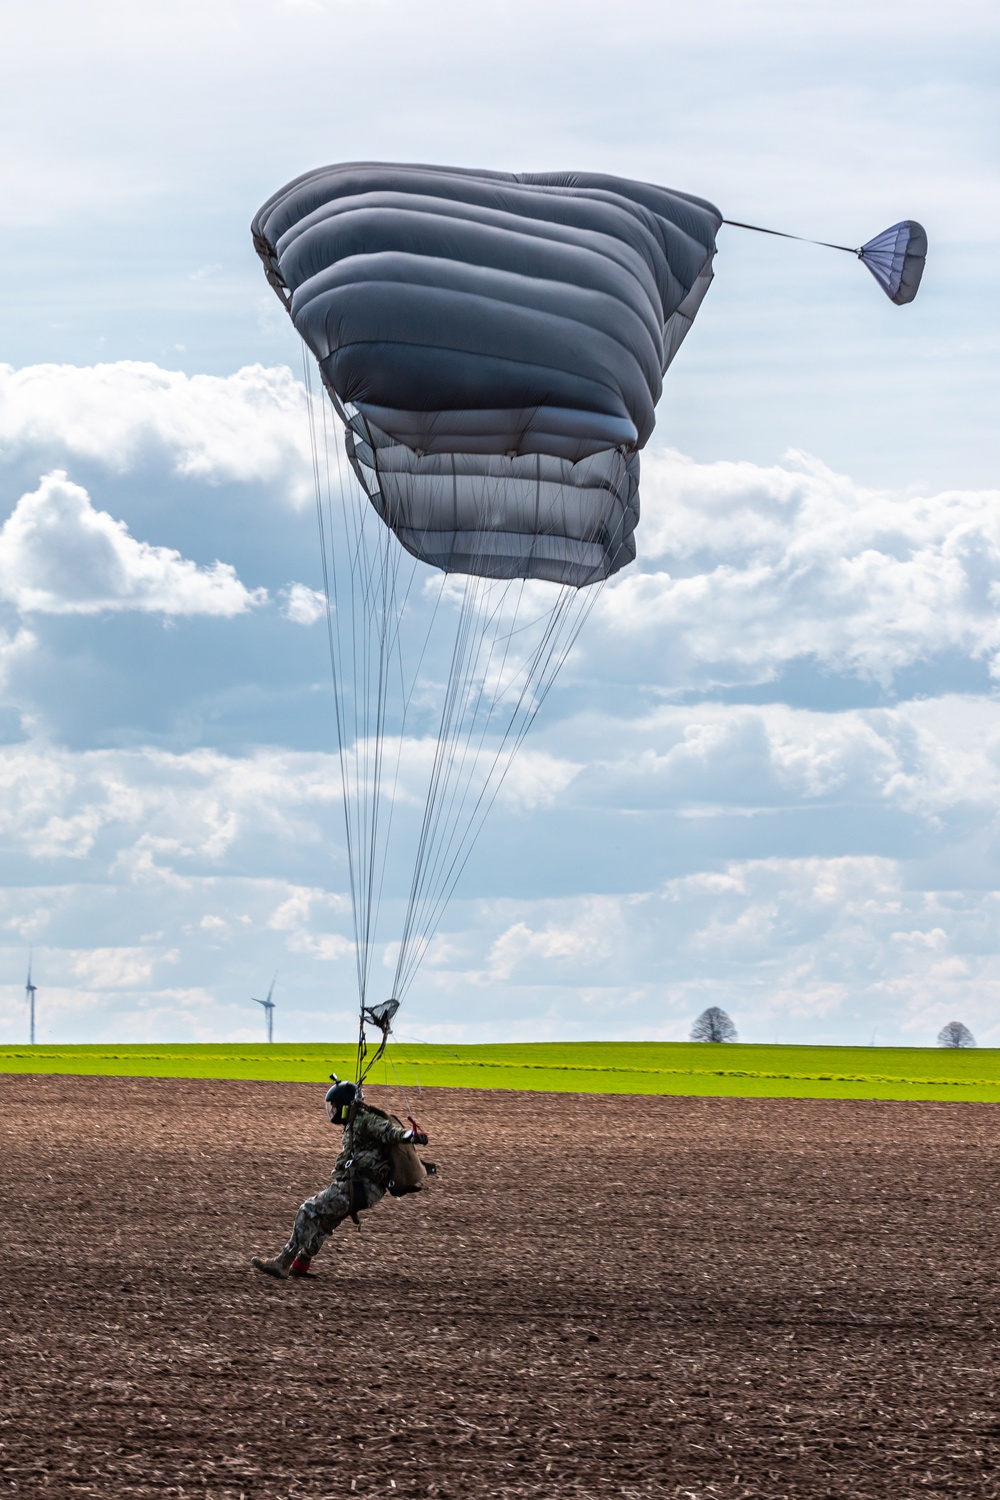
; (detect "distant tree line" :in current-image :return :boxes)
[685,1011,978,1046]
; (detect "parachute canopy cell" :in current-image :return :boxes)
[859,220,927,306]
[252,163,721,586]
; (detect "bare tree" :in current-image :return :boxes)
[690,1006,738,1043]
[937,1021,976,1048]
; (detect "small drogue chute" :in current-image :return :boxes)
[858,220,927,305]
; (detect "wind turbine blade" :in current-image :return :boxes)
[266,973,277,1006]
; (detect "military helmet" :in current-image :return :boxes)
[325,1077,358,1125]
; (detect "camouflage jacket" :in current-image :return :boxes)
[335,1106,407,1185]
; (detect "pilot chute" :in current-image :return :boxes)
[858,220,927,305]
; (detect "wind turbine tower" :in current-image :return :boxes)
[253,974,277,1043]
[25,954,37,1046]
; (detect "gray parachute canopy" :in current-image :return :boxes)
[253,163,721,587]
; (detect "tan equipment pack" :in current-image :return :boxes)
[365,1105,429,1195]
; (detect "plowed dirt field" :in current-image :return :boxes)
[0,1075,997,1498]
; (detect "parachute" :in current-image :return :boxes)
[858,220,927,306]
[252,163,721,1050]
[254,164,720,587]
[252,164,926,1066]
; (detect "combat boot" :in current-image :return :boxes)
[250,1245,295,1279]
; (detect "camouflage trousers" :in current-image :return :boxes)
[282,1175,386,1261]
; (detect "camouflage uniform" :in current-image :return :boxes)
[278,1106,409,1262]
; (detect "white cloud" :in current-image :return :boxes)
[0,471,266,616]
[0,363,313,501]
[550,694,1000,827]
[266,886,354,961]
[267,887,323,931]
[495,748,583,810]
[444,856,1000,1046]
[282,582,327,625]
[73,946,177,989]
[0,361,998,1044]
[6,848,1000,1046]
[288,930,354,961]
[0,693,1000,1040]
[199,914,229,937]
[0,624,36,689]
[653,855,1000,1047]
[6,371,1000,691]
[0,743,344,871]
[486,900,624,981]
[599,449,1000,684]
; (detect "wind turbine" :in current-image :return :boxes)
[25,953,37,1045]
[253,974,277,1043]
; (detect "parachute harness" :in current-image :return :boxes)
[339,1000,430,1226]
[338,996,400,1229]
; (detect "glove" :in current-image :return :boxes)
[403,1129,429,1146]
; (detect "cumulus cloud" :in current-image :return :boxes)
[494,748,583,810]
[0,623,36,689]
[0,743,344,871]
[263,886,353,961]
[199,914,230,937]
[464,856,1000,1046]
[656,855,1000,1047]
[73,946,177,989]
[0,364,998,1044]
[288,930,354,961]
[542,694,1000,830]
[485,898,625,981]
[0,362,313,501]
[282,582,327,625]
[1,723,998,1045]
[599,448,1000,684]
[0,471,267,616]
[7,368,1000,690]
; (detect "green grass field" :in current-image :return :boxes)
[1,1040,998,1101]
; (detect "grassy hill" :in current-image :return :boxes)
[1,1039,998,1101]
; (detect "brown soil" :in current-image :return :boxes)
[0,1076,998,1499]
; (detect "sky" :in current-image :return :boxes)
[0,0,998,1047]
